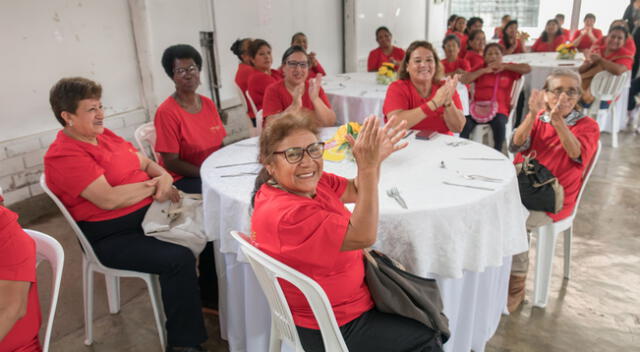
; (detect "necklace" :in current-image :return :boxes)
[267,179,315,198]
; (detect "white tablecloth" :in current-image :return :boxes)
[323,72,470,125]
[202,128,529,352]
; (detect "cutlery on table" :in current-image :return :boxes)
[386,187,408,209]
[215,161,259,168]
[456,171,503,183]
[220,172,259,178]
[442,181,495,191]
[459,157,504,161]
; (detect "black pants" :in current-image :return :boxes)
[628,77,640,111]
[459,113,508,151]
[296,308,441,352]
[173,177,218,309]
[78,206,207,347]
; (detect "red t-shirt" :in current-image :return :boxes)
[499,38,525,54]
[473,67,521,116]
[235,63,254,113]
[531,34,567,52]
[570,28,603,50]
[262,80,332,118]
[561,28,572,39]
[513,113,600,221]
[251,172,374,329]
[309,60,326,78]
[441,58,471,74]
[455,33,469,59]
[494,26,503,39]
[247,69,284,118]
[367,46,405,71]
[0,207,42,352]
[383,79,463,134]
[464,50,485,71]
[593,36,636,57]
[154,95,226,180]
[44,129,152,222]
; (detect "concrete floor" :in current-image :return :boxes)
[22,131,639,352]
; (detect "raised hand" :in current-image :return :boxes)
[309,52,318,67]
[347,116,382,171]
[308,74,322,101]
[528,89,546,114]
[285,84,304,114]
[550,93,573,123]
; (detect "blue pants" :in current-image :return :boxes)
[460,113,508,151]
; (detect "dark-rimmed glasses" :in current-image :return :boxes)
[286,60,309,69]
[546,88,580,98]
[174,65,199,76]
[272,142,325,163]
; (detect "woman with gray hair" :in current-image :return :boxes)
[506,69,600,312]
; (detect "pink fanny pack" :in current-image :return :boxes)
[469,74,500,123]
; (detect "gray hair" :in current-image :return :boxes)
[543,68,582,91]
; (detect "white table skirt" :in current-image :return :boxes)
[323,72,470,125]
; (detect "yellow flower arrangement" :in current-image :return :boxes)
[323,122,362,162]
[556,42,577,60]
[376,62,397,85]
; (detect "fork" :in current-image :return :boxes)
[456,170,503,183]
[220,172,259,178]
[386,187,408,209]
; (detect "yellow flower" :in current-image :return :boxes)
[378,66,389,75]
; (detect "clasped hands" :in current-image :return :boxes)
[284,74,324,114]
[145,173,180,203]
[431,74,460,108]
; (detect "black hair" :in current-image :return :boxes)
[442,34,461,49]
[248,39,271,58]
[609,25,629,40]
[467,29,485,50]
[230,38,251,61]
[291,32,306,45]
[448,15,458,27]
[501,14,511,21]
[161,44,203,78]
[540,19,563,42]
[281,45,309,65]
[502,20,519,49]
[375,26,391,39]
[584,13,596,21]
[555,13,565,20]
[465,17,484,35]
[483,42,504,56]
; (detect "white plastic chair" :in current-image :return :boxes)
[230,231,348,352]
[39,175,166,350]
[134,122,160,162]
[234,83,249,115]
[470,76,525,159]
[589,70,630,148]
[531,141,601,308]
[24,229,64,352]
[245,90,264,137]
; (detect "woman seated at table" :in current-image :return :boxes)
[531,19,566,53]
[579,26,633,107]
[493,14,511,39]
[442,35,471,76]
[592,20,636,55]
[464,29,487,71]
[500,20,528,55]
[367,26,405,72]
[263,46,335,126]
[291,32,326,78]
[251,113,444,351]
[383,41,466,135]
[460,43,531,151]
[571,13,603,51]
[507,69,600,312]
[0,206,42,352]
[231,37,254,115]
[247,39,284,125]
[451,17,468,58]
[44,77,208,351]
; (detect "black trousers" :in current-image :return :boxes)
[173,177,218,309]
[628,77,640,111]
[78,206,207,347]
[459,113,508,151]
[296,308,442,352]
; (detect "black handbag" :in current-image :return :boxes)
[363,249,450,347]
[516,153,565,213]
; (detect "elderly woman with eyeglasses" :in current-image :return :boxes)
[262,46,335,126]
[506,69,600,312]
[250,113,444,351]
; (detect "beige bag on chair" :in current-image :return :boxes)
[142,192,207,256]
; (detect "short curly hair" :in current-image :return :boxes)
[161,44,203,78]
[49,77,102,127]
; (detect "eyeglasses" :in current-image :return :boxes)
[285,60,309,69]
[174,65,199,76]
[547,88,580,98]
[272,142,325,164]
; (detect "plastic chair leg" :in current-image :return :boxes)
[268,317,282,352]
[82,258,94,345]
[563,227,573,280]
[146,276,167,351]
[533,225,558,308]
[611,105,619,148]
[105,274,121,314]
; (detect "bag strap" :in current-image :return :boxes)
[362,249,378,268]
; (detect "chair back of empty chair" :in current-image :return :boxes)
[134,122,160,162]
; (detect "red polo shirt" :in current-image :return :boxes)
[247,69,284,118]
[44,129,152,222]
[251,172,374,329]
[154,95,226,179]
[499,38,525,54]
[473,66,521,116]
[531,35,567,52]
[513,113,600,221]
[0,207,42,352]
[442,58,471,74]
[570,28,603,50]
[367,46,405,71]
[262,80,332,118]
[464,50,485,71]
[383,79,463,134]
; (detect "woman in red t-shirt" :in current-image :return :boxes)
[460,43,531,150]
[493,14,511,39]
[441,34,471,76]
[367,26,405,72]
[291,32,326,78]
[571,13,603,51]
[464,29,486,71]
[251,113,443,351]
[247,39,284,121]
[231,38,254,117]
[383,41,466,134]
[451,17,468,59]
[262,46,335,126]
[500,20,528,55]
[0,206,41,352]
[531,19,567,52]
[43,77,208,352]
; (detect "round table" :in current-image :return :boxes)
[323,72,470,125]
[202,128,528,352]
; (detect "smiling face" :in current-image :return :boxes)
[252,44,273,72]
[469,32,486,52]
[282,51,309,86]
[544,75,580,115]
[606,29,626,51]
[62,98,105,139]
[470,20,483,32]
[172,58,200,93]
[292,34,308,50]
[454,18,466,32]
[546,21,559,36]
[484,45,503,65]
[443,39,460,60]
[505,22,518,37]
[584,17,595,28]
[407,46,436,84]
[376,29,392,49]
[266,129,323,196]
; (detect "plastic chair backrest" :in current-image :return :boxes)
[245,90,264,135]
[572,140,601,218]
[134,122,160,162]
[230,231,348,352]
[590,71,630,101]
[24,229,64,352]
[234,83,249,114]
